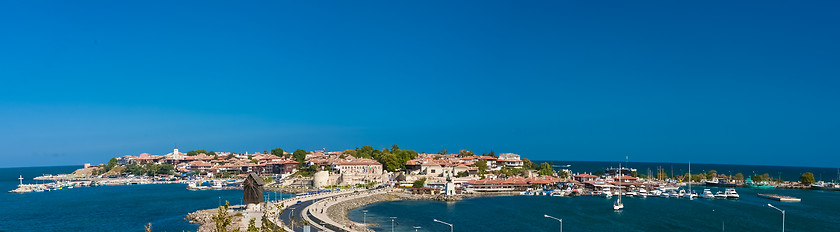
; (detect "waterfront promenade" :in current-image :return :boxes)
[303,188,394,232]
[264,188,386,232]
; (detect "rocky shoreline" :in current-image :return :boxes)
[186,207,244,232]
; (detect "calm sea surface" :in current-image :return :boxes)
[0,166,292,232]
[536,161,840,182]
[2,164,839,232]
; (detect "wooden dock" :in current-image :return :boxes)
[758,194,801,202]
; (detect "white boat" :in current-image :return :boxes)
[703,178,720,185]
[212,180,224,189]
[686,161,694,200]
[714,190,726,198]
[613,163,624,211]
[702,189,715,199]
[684,191,698,199]
[724,188,739,199]
[601,190,613,198]
[650,189,662,197]
[678,189,686,197]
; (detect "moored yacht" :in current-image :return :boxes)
[724,188,739,199]
[702,189,715,198]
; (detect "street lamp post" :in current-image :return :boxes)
[363,210,368,225]
[767,204,785,232]
[390,217,397,232]
[712,209,724,232]
[544,214,563,232]
[433,219,453,232]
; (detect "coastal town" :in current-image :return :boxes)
[9,145,839,231]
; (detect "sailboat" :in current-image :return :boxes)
[614,163,624,211]
[683,161,694,200]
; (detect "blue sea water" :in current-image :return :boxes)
[352,188,840,232]
[0,166,293,232]
[2,164,839,232]
[537,161,840,182]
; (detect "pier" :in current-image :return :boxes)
[758,194,801,202]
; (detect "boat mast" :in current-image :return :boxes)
[688,161,692,199]
[618,163,622,204]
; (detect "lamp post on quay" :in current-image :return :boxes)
[433,219,453,232]
[544,214,563,232]
[767,204,786,232]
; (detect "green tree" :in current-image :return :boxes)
[800,172,815,185]
[380,153,401,172]
[263,176,274,184]
[439,148,448,155]
[692,173,705,182]
[734,173,744,181]
[247,218,258,232]
[293,149,308,167]
[124,164,145,176]
[456,171,469,177]
[213,201,235,232]
[753,173,772,182]
[187,149,208,156]
[559,171,569,178]
[706,170,718,179]
[474,160,488,177]
[260,215,276,232]
[488,150,496,157]
[355,146,376,159]
[343,149,357,158]
[522,158,537,170]
[458,149,474,157]
[538,162,554,176]
[391,144,400,153]
[207,151,216,157]
[270,148,285,157]
[157,164,175,175]
[104,158,118,172]
[594,171,605,176]
[412,178,427,188]
[226,153,236,159]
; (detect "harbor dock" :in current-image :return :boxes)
[758,194,801,202]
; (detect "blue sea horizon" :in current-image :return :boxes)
[2,163,839,231]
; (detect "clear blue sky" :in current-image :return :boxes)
[1,1,838,168]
